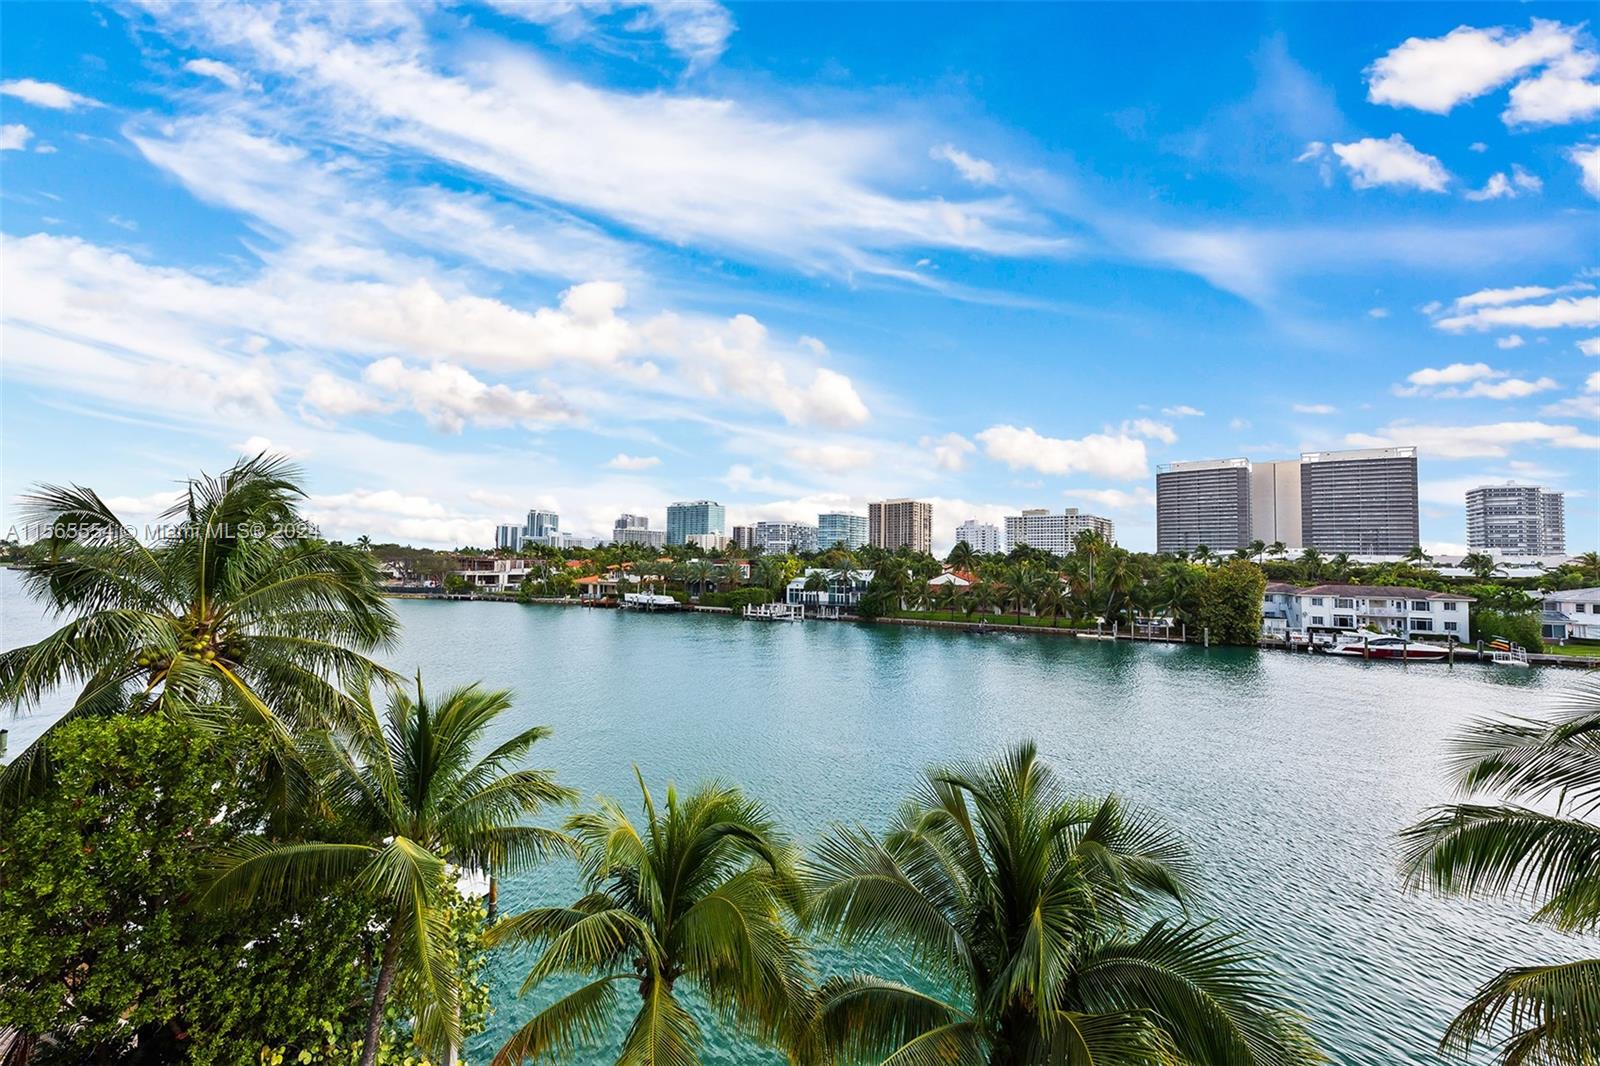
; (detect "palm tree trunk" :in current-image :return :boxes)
[359,923,404,1066]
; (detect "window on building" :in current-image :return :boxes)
[1411,600,1429,611]
[1311,597,1324,606]
[1443,602,1457,611]
[1444,622,1458,632]
[1311,616,1325,626]
[1335,598,1354,609]
[1333,615,1353,628]
[1411,618,1432,631]
[1577,604,1588,614]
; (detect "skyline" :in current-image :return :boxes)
[2,2,1598,554]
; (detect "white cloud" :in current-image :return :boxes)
[0,124,31,151]
[1464,172,1513,201]
[1347,420,1600,458]
[976,425,1148,480]
[1229,418,1251,431]
[139,4,1057,277]
[302,373,390,419]
[1497,334,1526,349]
[930,143,999,185]
[1399,362,1557,400]
[1570,144,1600,199]
[1451,282,1591,309]
[921,432,976,472]
[0,78,99,110]
[606,453,661,470]
[306,489,492,547]
[1512,164,1543,192]
[1331,135,1450,192]
[1292,403,1337,415]
[1542,389,1600,419]
[360,358,576,433]
[1436,295,1600,332]
[1121,418,1177,445]
[1161,405,1205,418]
[183,58,245,88]
[1366,20,1597,126]
[1367,307,1391,318]
[1061,486,1156,512]
[787,444,874,472]
[486,0,736,68]
[1579,337,1600,356]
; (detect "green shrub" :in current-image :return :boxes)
[1474,609,1544,653]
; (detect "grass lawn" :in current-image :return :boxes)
[1539,643,1600,658]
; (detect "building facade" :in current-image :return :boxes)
[1156,458,1251,553]
[1261,582,1473,642]
[818,512,869,551]
[954,519,1004,555]
[1541,587,1600,644]
[754,521,818,555]
[494,523,525,551]
[1299,447,1419,555]
[524,509,559,540]
[1003,508,1115,554]
[451,556,540,591]
[666,500,726,546]
[730,525,756,551]
[612,513,665,548]
[785,569,874,610]
[684,532,728,551]
[869,499,933,553]
[1467,483,1566,556]
[1249,459,1302,549]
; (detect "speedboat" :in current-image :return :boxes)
[1324,634,1449,661]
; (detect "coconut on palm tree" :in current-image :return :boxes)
[0,455,397,801]
[803,742,1323,1065]
[202,676,574,1066]
[490,775,811,1065]
[1401,679,1600,1064]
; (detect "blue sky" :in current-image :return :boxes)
[1,1,1597,553]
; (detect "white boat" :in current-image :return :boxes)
[1324,635,1449,661]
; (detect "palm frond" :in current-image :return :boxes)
[491,973,632,1066]
[1442,957,1600,1066]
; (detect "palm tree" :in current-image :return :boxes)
[1247,539,1267,564]
[753,555,787,596]
[0,455,397,801]
[1461,551,1504,581]
[803,742,1323,1065]
[1268,541,1287,562]
[1191,544,1215,568]
[1327,553,1354,583]
[1401,680,1600,1064]
[683,559,717,600]
[1295,548,1324,582]
[356,535,374,552]
[947,540,978,573]
[1036,579,1070,628]
[1403,544,1433,567]
[489,775,811,1065]
[203,677,575,1066]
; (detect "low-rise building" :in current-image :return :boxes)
[785,568,874,610]
[1541,587,1600,644]
[451,556,540,591]
[1261,582,1473,642]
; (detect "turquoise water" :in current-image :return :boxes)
[0,573,1584,1064]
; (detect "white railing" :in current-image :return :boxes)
[1489,645,1530,667]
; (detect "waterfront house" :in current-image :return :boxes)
[928,570,976,588]
[1261,583,1473,642]
[785,568,874,611]
[450,555,539,591]
[1541,587,1600,644]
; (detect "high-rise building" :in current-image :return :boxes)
[684,532,728,552]
[818,512,868,551]
[1156,458,1252,553]
[1299,447,1419,555]
[1249,460,1302,550]
[666,500,726,546]
[954,519,1003,555]
[1003,509,1115,555]
[869,499,933,553]
[613,513,665,548]
[1467,483,1565,555]
[494,523,525,551]
[524,509,559,540]
[731,525,756,551]
[755,521,818,554]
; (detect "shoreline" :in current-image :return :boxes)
[382,590,1600,669]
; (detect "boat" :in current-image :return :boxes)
[1323,634,1449,661]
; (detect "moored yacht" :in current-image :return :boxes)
[1323,634,1449,661]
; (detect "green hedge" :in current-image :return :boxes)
[697,587,774,609]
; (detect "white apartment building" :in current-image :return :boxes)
[755,521,818,554]
[685,532,728,551]
[954,519,1004,554]
[1467,483,1566,556]
[785,569,874,609]
[1261,583,1473,642]
[451,556,541,591]
[1004,508,1115,554]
